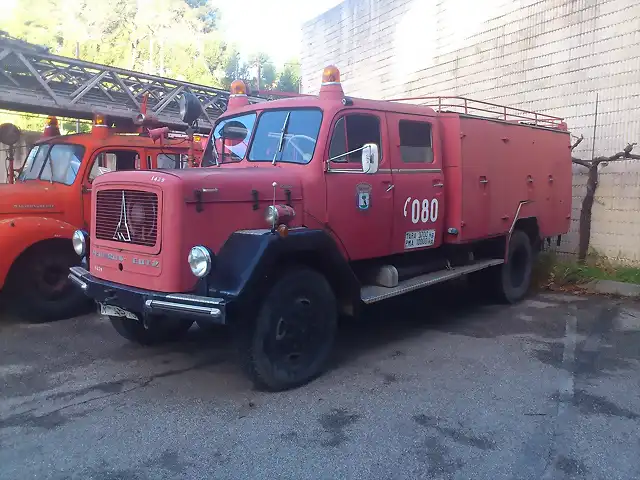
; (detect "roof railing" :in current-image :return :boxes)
[388,96,565,129]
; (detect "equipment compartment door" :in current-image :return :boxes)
[386,113,445,254]
[325,111,394,260]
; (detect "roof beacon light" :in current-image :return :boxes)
[42,115,60,138]
[321,65,341,85]
[91,113,110,139]
[319,65,345,101]
[230,80,247,96]
[227,79,250,111]
[93,113,107,127]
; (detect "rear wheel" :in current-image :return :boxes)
[109,315,194,346]
[469,230,534,304]
[238,268,338,391]
[6,242,91,322]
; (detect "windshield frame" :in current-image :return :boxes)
[18,142,86,186]
[247,107,323,165]
[204,107,324,167]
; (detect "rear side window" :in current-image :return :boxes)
[329,114,381,163]
[399,120,433,163]
[157,153,187,169]
[88,150,141,183]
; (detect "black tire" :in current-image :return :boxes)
[6,242,92,322]
[110,315,194,346]
[470,230,533,304]
[238,268,338,392]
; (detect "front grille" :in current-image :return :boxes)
[96,189,159,247]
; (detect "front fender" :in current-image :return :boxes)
[206,228,361,311]
[0,217,78,289]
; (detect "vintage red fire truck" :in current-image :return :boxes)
[0,113,205,322]
[69,67,572,390]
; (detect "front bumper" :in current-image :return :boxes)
[68,266,226,324]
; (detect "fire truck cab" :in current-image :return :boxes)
[69,66,572,391]
[0,114,204,322]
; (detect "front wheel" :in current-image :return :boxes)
[6,242,91,322]
[239,268,338,392]
[110,315,194,346]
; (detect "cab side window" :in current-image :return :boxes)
[88,150,141,183]
[399,120,433,164]
[329,114,381,163]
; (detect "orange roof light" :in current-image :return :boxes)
[230,80,247,96]
[93,113,107,126]
[46,116,58,127]
[322,65,341,85]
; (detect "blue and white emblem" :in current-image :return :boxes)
[356,183,372,211]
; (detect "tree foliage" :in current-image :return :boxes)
[0,0,301,131]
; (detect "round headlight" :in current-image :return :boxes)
[265,205,279,226]
[72,230,86,257]
[188,246,212,278]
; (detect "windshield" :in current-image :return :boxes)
[19,143,85,185]
[248,109,322,164]
[201,113,256,166]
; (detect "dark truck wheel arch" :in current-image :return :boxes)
[204,228,362,319]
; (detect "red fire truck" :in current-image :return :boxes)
[69,67,572,390]
[0,113,205,322]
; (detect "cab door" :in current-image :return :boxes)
[387,113,445,254]
[81,148,143,229]
[325,111,394,260]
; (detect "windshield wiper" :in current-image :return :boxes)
[272,111,291,166]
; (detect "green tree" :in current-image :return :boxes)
[276,61,301,93]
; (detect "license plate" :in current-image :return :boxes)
[404,229,436,249]
[99,303,138,321]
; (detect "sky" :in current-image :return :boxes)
[217,0,343,66]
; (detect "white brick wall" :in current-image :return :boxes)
[302,0,640,265]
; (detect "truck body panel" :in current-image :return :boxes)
[439,114,571,244]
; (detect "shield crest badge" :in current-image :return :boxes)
[356,183,372,211]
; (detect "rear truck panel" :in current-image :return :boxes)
[439,114,571,244]
[0,216,76,289]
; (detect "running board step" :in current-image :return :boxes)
[360,259,504,304]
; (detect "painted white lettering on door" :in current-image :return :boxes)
[403,197,439,224]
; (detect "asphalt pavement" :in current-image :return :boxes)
[1,285,639,480]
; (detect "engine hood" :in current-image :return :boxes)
[0,181,63,217]
[95,166,304,205]
[178,167,303,204]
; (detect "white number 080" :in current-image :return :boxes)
[403,197,439,224]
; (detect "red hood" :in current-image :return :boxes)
[90,165,307,293]
[94,165,304,205]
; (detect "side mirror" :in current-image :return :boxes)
[361,143,379,174]
[179,92,203,125]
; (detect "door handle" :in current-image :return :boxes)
[433,182,444,188]
[386,184,395,192]
[82,186,92,193]
[479,176,489,184]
